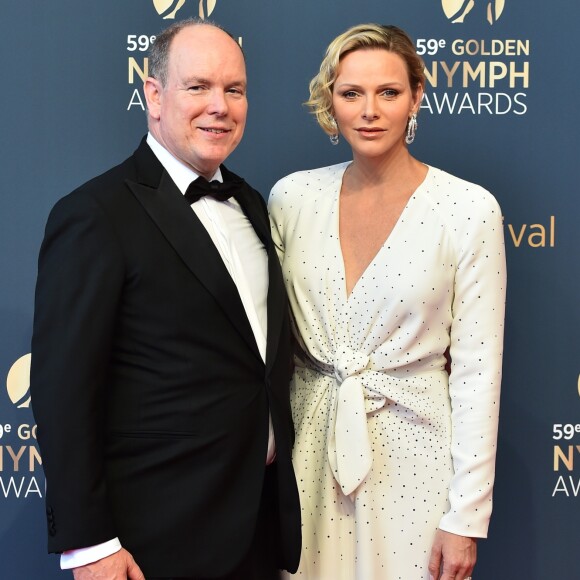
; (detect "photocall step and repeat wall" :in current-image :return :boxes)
[1,1,578,577]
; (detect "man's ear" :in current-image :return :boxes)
[144,77,163,120]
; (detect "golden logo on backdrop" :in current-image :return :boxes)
[442,0,506,25]
[6,353,31,408]
[152,0,217,19]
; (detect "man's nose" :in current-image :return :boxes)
[207,90,228,115]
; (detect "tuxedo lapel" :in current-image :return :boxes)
[221,165,270,248]
[227,167,286,374]
[126,141,262,361]
[265,243,287,374]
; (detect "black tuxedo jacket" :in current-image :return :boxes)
[30,138,301,577]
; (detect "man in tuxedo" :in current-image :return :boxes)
[30,19,301,580]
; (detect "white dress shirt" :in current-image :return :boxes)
[61,134,274,569]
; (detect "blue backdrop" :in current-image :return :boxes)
[1,1,578,577]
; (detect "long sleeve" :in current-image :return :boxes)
[439,188,507,537]
[30,191,125,552]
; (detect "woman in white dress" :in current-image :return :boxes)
[268,24,506,580]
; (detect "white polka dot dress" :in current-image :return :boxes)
[268,163,506,580]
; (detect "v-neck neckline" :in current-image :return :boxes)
[334,164,431,303]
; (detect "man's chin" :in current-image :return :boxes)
[192,149,238,173]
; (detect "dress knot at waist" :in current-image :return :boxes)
[333,344,370,384]
[300,345,379,499]
[298,348,440,498]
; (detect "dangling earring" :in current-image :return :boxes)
[405,113,418,145]
[329,116,339,145]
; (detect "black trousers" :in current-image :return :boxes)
[149,464,281,580]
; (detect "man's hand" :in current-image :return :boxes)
[72,548,145,580]
[428,529,477,580]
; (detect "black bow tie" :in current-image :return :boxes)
[184,175,244,204]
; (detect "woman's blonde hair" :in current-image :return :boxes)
[306,23,425,135]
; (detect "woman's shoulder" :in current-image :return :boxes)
[269,162,350,206]
[423,165,502,213]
